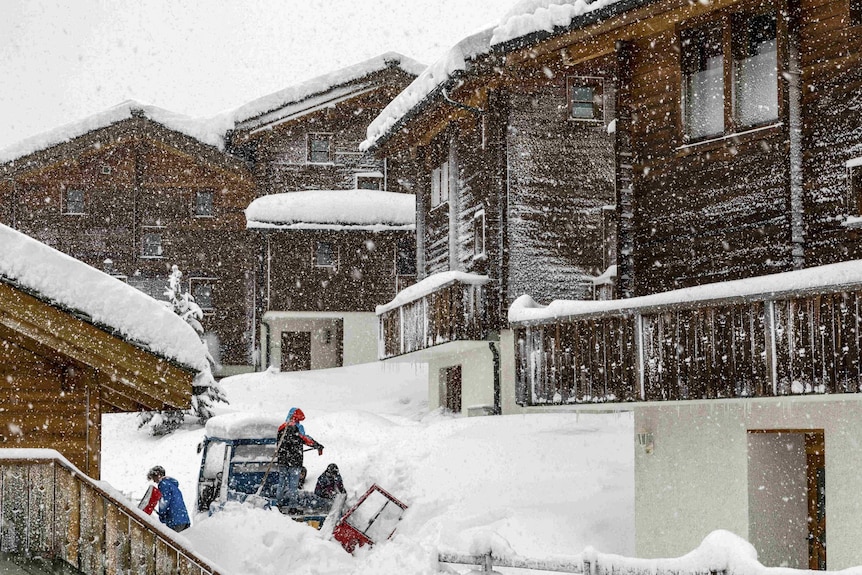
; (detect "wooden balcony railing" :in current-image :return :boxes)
[377,273,490,359]
[0,449,224,575]
[511,263,862,406]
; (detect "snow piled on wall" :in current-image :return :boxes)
[0,100,231,165]
[0,224,209,372]
[376,270,490,314]
[509,259,862,324]
[245,189,416,230]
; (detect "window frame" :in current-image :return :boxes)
[567,76,605,123]
[851,0,862,27]
[63,188,86,215]
[189,277,217,312]
[307,133,334,164]
[140,226,165,259]
[679,8,782,144]
[355,172,384,190]
[313,240,338,268]
[394,237,417,277]
[472,209,486,259]
[194,189,215,218]
[430,160,451,209]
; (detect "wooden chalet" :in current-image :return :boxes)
[0,226,204,479]
[365,0,862,568]
[0,102,257,375]
[227,53,421,370]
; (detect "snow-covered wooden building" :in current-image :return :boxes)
[364,0,862,569]
[0,225,207,478]
[0,102,257,375]
[227,54,421,370]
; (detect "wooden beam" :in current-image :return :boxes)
[0,282,193,410]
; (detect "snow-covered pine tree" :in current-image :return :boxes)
[138,265,228,435]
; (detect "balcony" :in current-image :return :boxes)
[377,272,490,359]
[510,261,862,406]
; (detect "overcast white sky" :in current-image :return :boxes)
[0,0,504,151]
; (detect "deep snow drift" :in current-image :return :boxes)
[102,361,634,574]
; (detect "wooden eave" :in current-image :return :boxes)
[375,0,752,156]
[0,280,194,412]
[229,66,419,148]
[0,116,250,184]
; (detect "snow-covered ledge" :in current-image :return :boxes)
[376,271,490,315]
[509,259,862,325]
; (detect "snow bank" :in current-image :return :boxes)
[245,189,415,230]
[0,224,209,372]
[510,259,862,324]
[230,52,426,129]
[375,271,490,314]
[0,100,229,165]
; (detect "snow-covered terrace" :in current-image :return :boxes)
[245,189,415,231]
[509,260,862,325]
[0,100,230,166]
[361,0,644,152]
[0,224,209,372]
[231,51,426,132]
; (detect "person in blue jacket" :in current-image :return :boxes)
[146,465,191,532]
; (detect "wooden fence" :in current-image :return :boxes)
[378,280,487,359]
[515,286,862,405]
[0,450,224,575]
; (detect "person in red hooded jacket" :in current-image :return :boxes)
[275,407,323,507]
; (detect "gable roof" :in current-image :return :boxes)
[0,100,232,168]
[229,52,426,134]
[0,224,209,374]
[361,0,650,152]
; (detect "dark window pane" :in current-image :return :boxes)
[195,191,214,216]
[682,25,724,139]
[66,189,84,214]
[733,13,777,126]
[396,238,416,275]
[142,232,163,257]
[316,241,336,266]
[193,283,214,309]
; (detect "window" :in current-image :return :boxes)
[355,173,383,190]
[308,133,332,163]
[681,13,778,141]
[852,0,862,26]
[64,189,85,215]
[567,76,604,122]
[195,190,214,217]
[314,241,337,267]
[141,227,164,258]
[395,237,416,276]
[431,160,450,208]
[473,209,486,257]
[733,13,778,127]
[190,279,215,310]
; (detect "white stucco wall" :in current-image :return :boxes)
[262,311,378,370]
[634,396,862,569]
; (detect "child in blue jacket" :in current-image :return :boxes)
[146,465,191,532]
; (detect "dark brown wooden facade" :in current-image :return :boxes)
[0,280,194,478]
[0,114,257,370]
[229,62,419,369]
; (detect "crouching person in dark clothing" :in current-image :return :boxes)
[145,465,191,532]
[314,464,346,500]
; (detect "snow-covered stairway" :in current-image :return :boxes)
[0,450,224,575]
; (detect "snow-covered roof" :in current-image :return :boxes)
[231,52,426,131]
[361,0,637,151]
[0,224,209,372]
[376,271,490,315]
[0,100,231,166]
[204,412,284,440]
[245,189,415,231]
[509,260,862,324]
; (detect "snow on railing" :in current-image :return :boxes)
[439,530,862,575]
[0,449,226,575]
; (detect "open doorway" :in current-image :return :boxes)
[281,331,311,371]
[439,365,462,413]
[748,430,825,570]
